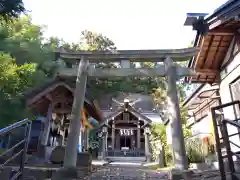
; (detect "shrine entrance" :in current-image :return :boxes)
[120,136,131,149]
[55,48,199,170]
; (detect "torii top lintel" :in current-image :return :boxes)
[55,47,199,63]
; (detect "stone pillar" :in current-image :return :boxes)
[164,57,188,170]
[144,128,151,162]
[63,57,89,168]
[112,122,115,150]
[137,123,141,149]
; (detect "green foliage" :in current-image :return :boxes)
[0,0,25,21]
[0,52,37,127]
[150,123,173,166]
[88,128,100,149]
[0,16,56,128]
[185,138,206,163]
[150,123,192,166]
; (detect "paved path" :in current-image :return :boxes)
[86,163,234,180]
[87,165,168,180]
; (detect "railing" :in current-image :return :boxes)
[0,119,32,180]
[106,149,145,157]
[211,100,240,180]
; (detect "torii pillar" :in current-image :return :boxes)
[63,57,88,168]
[165,57,188,170]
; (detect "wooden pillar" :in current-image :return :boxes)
[58,115,65,146]
[116,132,120,149]
[41,103,53,146]
[164,57,188,170]
[112,121,115,150]
[62,127,66,146]
[84,129,88,151]
[63,56,88,168]
[137,122,141,149]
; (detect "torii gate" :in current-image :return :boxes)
[56,48,200,171]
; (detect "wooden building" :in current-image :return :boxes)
[24,75,103,148]
[184,0,240,152]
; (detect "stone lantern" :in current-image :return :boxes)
[98,124,108,160]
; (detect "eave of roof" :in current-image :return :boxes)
[24,75,94,103]
[183,84,220,109]
[186,0,240,83]
[182,84,205,107]
[205,0,239,23]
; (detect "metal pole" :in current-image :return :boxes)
[63,57,88,168]
[165,57,188,170]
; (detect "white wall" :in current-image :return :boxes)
[191,114,212,138]
[220,37,240,152]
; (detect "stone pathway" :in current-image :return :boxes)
[84,164,237,180]
[86,165,168,180]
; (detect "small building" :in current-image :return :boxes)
[97,93,162,162]
[24,75,103,149]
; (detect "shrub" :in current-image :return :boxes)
[185,138,206,163]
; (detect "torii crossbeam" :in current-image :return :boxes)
[56,48,199,171]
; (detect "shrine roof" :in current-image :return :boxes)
[24,76,94,103]
[185,0,240,83]
[23,76,104,122]
[104,105,152,124]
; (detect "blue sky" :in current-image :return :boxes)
[23,0,228,50]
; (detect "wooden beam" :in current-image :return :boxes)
[195,68,219,76]
[56,48,199,62]
[115,120,138,124]
[198,95,220,99]
[208,29,235,36]
[53,108,71,113]
[45,93,53,101]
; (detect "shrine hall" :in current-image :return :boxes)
[99,98,153,161]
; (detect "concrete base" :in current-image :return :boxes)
[77,152,92,171]
[51,167,79,180]
[168,169,193,180]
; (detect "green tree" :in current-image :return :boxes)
[0,15,57,127]
[0,0,25,20]
[0,53,37,127]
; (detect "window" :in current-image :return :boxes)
[230,77,240,118]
